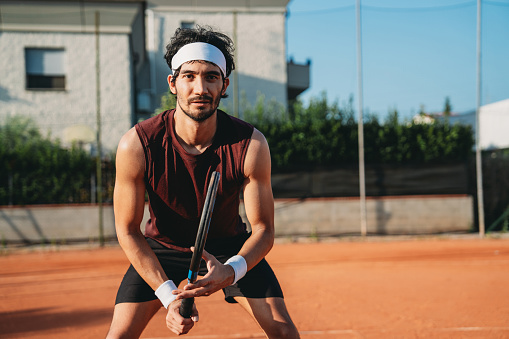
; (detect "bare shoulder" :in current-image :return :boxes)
[244,128,271,179]
[247,128,269,154]
[116,127,145,175]
[117,127,142,153]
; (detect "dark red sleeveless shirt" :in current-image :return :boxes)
[135,109,254,250]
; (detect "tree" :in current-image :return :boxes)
[443,96,452,117]
[150,91,474,171]
[155,89,177,114]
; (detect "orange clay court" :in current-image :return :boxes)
[1,235,508,339]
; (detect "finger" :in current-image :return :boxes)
[166,301,195,335]
[183,278,217,296]
[167,322,186,336]
[168,300,186,324]
[176,286,209,299]
[191,303,199,322]
[167,321,194,335]
[201,250,223,272]
[184,277,210,289]
[171,302,194,328]
[201,248,216,262]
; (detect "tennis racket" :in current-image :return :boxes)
[179,171,220,318]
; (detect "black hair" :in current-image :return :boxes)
[164,25,235,80]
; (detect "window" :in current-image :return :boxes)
[25,48,66,90]
[181,21,195,29]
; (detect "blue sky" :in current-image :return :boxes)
[286,0,509,120]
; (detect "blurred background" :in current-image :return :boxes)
[0,0,508,247]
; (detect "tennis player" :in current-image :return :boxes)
[106,26,300,339]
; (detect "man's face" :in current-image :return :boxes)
[169,61,229,122]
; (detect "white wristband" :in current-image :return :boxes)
[154,280,178,309]
[225,255,247,285]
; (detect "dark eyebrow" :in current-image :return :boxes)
[180,69,221,77]
[206,70,221,77]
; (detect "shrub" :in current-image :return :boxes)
[0,116,94,205]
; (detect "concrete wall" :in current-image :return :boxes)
[270,195,474,237]
[0,31,133,153]
[0,195,473,244]
[0,205,116,244]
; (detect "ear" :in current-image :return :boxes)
[168,74,177,95]
[221,78,230,96]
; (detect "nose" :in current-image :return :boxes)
[193,76,209,96]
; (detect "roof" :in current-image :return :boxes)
[0,1,143,33]
[147,0,289,11]
[0,0,290,33]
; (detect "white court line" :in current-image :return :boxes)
[300,329,359,335]
[437,326,509,332]
[144,334,265,339]
[145,329,360,338]
[145,327,509,339]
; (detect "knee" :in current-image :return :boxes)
[106,325,141,339]
[105,331,118,339]
[267,322,300,339]
[105,329,128,339]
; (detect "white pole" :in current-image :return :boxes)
[356,0,367,236]
[233,11,239,118]
[476,0,485,238]
[95,11,104,246]
[147,9,157,106]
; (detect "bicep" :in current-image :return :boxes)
[113,128,146,235]
[242,129,274,231]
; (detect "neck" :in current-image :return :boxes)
[173,109,218,155]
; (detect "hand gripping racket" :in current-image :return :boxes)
[179,171,220,318]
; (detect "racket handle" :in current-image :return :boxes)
[179,297,195,318]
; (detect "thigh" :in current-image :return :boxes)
[222,258,283,303]
[115,241,191,304]
[106,300,162,339]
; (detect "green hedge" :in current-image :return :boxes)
[243,94,474,172]
[1,93,475,205]
[0,116,94,205]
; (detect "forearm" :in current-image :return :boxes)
[237,223,274,271]
[117,229,168,291]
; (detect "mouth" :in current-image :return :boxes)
[189,96,213,105]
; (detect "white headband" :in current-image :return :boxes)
[171,42,227,77]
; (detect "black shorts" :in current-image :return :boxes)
[115,234,283,305]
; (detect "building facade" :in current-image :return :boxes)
[0,0,309,153]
